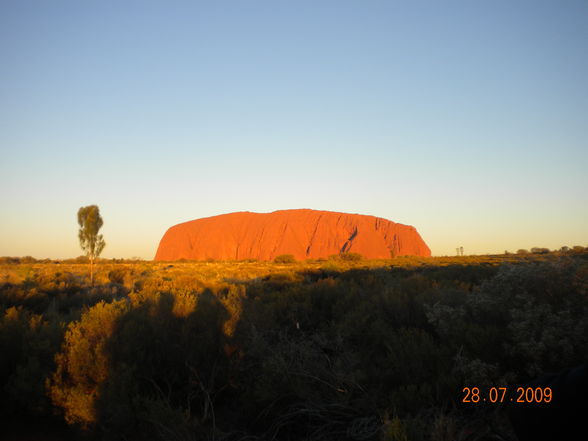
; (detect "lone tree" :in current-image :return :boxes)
[77,205,106,285]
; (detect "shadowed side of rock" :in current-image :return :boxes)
[154,209,431,261]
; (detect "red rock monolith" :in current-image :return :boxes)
[154,209,431,261]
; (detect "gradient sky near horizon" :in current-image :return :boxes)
[1,0,587,259]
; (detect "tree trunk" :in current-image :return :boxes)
[90,257,94,286]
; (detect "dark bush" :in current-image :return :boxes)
[108,268,127,285]
[274,254,296,264]
[339,252,363,261]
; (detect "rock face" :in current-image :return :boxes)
[154,209,431,261]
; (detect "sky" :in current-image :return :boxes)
[1,0,587,259]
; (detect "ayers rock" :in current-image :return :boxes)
[155,209,430,261]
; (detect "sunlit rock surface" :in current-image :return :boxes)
[155,209,431,261]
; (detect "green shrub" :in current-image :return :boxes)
[108,268,127,284]
[47,300,129,426]
[274,254,296,264]
[0,307,63,415]
[340,252,363,261]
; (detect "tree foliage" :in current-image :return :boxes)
[77,205,105,285]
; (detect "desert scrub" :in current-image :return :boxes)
[0,252,586,440]
[273,254,296,264]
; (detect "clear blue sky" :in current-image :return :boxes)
[1,0,587,259]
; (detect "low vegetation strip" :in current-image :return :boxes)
[0,251,587,440]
